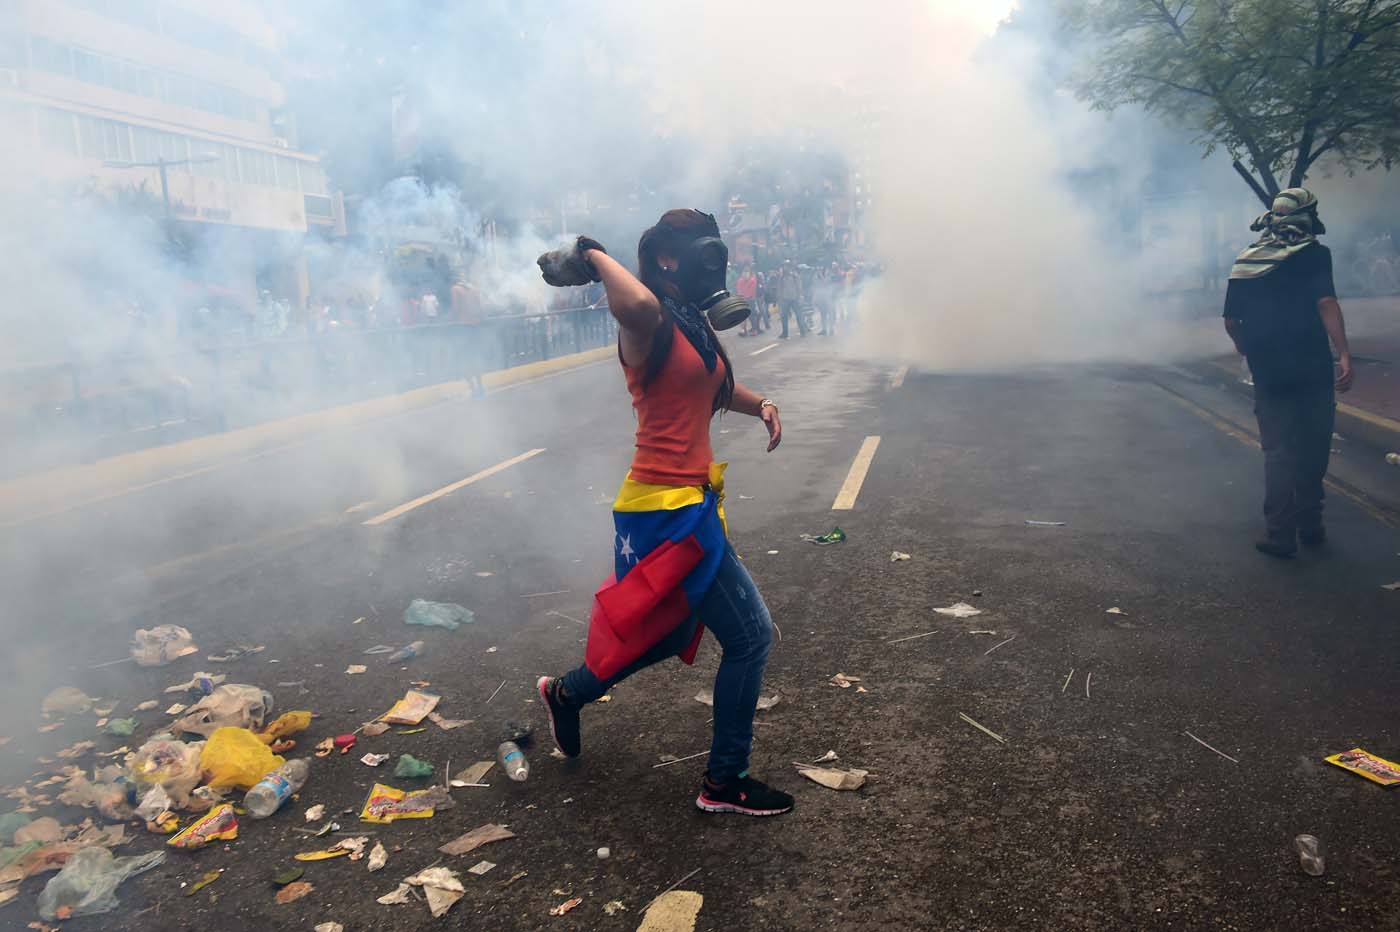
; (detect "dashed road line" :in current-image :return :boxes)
[363,448,546,526]
[832,436,881,511]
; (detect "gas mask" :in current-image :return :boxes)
[662,233,751,331]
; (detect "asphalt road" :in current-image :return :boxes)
[2,333,1399,931]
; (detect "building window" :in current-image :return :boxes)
[299,161,328,196]
[37,108,77,155]
[274,156,300,191]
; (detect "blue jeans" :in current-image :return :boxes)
[560,544,774,781]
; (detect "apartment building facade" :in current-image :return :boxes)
[0,0,343,309]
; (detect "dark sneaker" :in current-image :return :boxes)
[537,676,580,758]
[695,773,794,817]
[1254,534,1297,558]
[1299,527,1327,549]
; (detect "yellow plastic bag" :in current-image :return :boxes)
[200,728,285,790]
[259,711,312,745]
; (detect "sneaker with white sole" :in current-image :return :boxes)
[695,773,794,816]
[537,676,580,758]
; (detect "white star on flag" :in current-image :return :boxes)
[617,533,636,564]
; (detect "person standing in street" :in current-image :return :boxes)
[735,264,759,337]
[451,276,488,397]
[1223,188,1354,558]
[778,263,806,338]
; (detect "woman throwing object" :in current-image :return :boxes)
[535,209,792,816]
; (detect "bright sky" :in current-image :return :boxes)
[938,0,1018,34]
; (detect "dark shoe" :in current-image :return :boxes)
[1254,534,1297,559]
[537,676,580,757]
[1299,527,1327,549]
[695,773,794,816]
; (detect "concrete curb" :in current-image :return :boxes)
[1200,359,1400,454]
[0,345,614,524]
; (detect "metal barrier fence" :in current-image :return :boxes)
[0,305,617,478]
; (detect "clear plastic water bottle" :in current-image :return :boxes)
[1294,834,1325,876]
[244,758,310,819]
[497,741,529,781]
[388,640,425,662]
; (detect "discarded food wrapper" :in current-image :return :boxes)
[406,865,465,918]
[379,689,441,726]
[695,690,779,711]
[294,847,349,862]
[403,599,474,631]
[334,734,357,754]
[163,672,225,695]
[274,881,314,905]
[36,847,166,921]
[368,841,388,872]
[377,883,413,905]
[427,712,470,731]
[934,602,983,619]
[360,722,390,737]
[314,923,344,932]
[551,897,583,916]
[344,664,367,675]
[800,527,847,545]
[795,764,868,791]
[467,860,496,876]
[134,785,172,822]
[304,805,325,822]
[1325,748,1400,786]
[184,869,221,897]
[147,812,180,834]
[890,551,912,562]
[451,761,494,786]
[604,900,627,916]
[130,625,198,668]
[829,673,861,688]
[361,753,390,767]
[167,805,237,849]
[394,754,433,778]
[42,687,93,717]
[359,783,440,823]
[206,644,264,663]
[438,823,515,856]
[259,711,311,744]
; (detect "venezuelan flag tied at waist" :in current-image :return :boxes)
[584,463,728,681]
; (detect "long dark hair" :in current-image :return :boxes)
[637,209,735,413]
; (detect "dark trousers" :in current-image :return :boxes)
[779,300,807,337]
[1253,384,1335,537]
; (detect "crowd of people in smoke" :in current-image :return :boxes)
[732,260,866,339]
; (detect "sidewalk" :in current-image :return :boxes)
[1203,295,1400,454]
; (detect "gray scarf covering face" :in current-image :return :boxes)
[1228,187,1325,280]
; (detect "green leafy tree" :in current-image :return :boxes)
[1063,0,1400,204]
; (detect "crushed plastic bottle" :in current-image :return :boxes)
[388,640,425,662]
[244,758,310,819]
[497,741,529,781]
[403,600,474,631]
[1294,834,1325,876]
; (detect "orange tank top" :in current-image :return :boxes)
[625,330,726,487]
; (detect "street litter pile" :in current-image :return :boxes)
[0,597,558,925]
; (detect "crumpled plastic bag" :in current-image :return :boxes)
[403,599,473,631]
[37,847,165,919]
[58,773,132,822]
[258,710,312,744]
[200,727,285,790]
[129,625,198,667]
[126,738,205,808]
[173,684,272,737]
[41,686,94,716]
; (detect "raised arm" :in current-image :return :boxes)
[584,249,661,367]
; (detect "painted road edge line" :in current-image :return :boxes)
[363,448,546,526]
[832,436,881,511]
[889,366,909,390]
[750,342,781,357]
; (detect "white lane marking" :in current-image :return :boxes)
[889,365,909,389]
[832,436,881,511]
[750,342,781,357]
[363,448,546,526]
